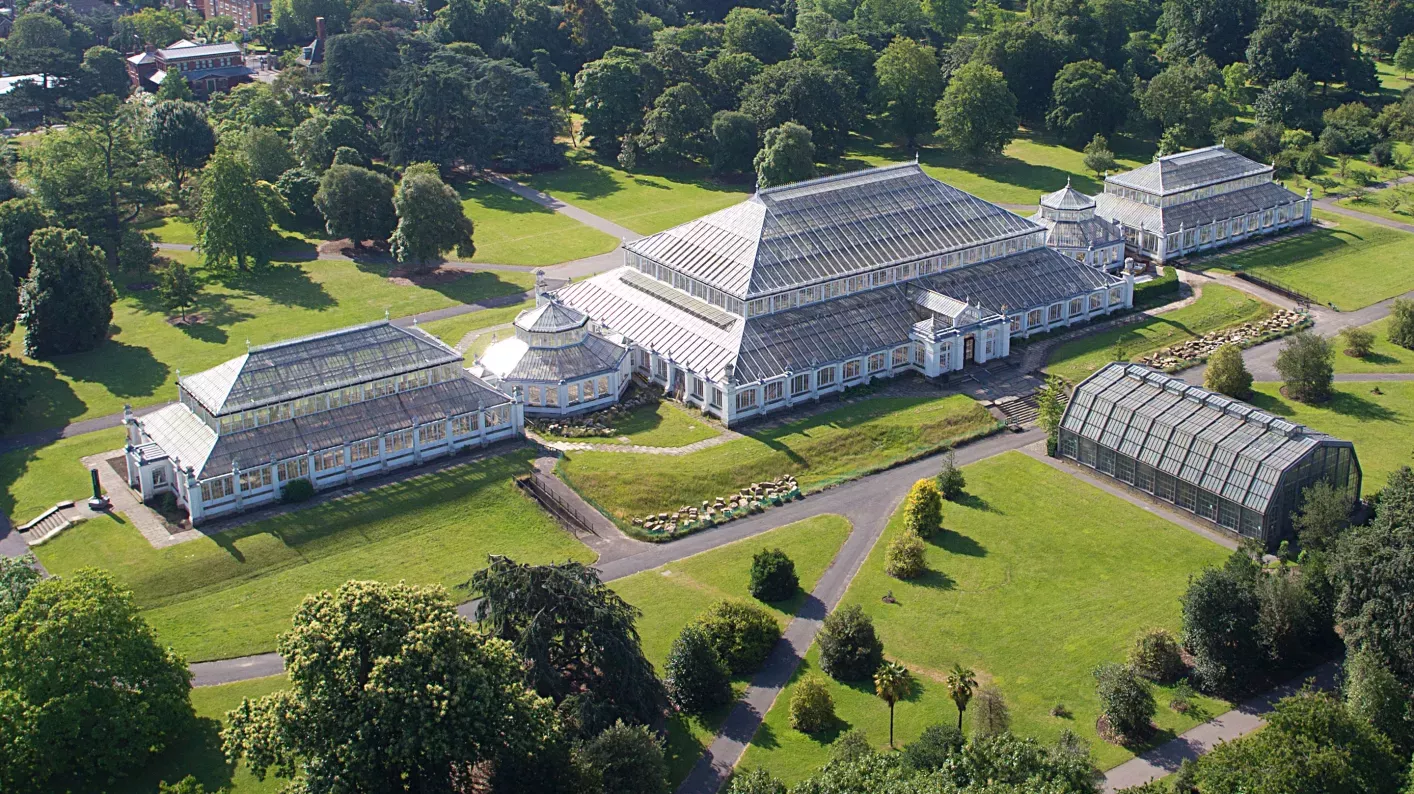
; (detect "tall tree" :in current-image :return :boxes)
[754,122,815,188]
[0,569,192,794]
[1333,467,1414,685]
[147,100,216,191]
[197,150,275,270]
[874,37,944,149]
[935,61,1017,160]
[1246,1,1354,85]
[1139,58,1231,148]
[0,198,52,284]
[4,13,75,121]
[314,164,396,247]
[945,663,977,732]
[470,556,668,738]
[874,661,912,748]
[1046,60,1129,147]
[271,0,352,39]
[723,8,793,65]
[19,227,114,358]
[76,45,130,100]
[1181,563,1262,695]
[223,580,558,793]
[159,260,200,323]
[389,164,475,272]
[711,110,757,174]
[638,83,712,162]
[575,47,661,154]
[1158,0,1258,66]
[971,22,1065,124]
[811,35,877,106]
[235,126,298,183]
[0,556,40,619]
[740,59,859,158]
[154,68,194,102]
[323,30,402,110]
[1275,331,1334,404]
[290,111,371,173]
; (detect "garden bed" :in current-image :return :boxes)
[1136,308,1311,372]
[632,475,801,538]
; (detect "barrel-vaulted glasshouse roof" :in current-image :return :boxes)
[1062,363,1358,515]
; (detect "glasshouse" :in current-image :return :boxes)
[1028,179,1126,270]
[125,321,522,524]
[1059,363,1360,547]
[555,163,1134,426]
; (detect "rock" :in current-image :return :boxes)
[632,518,642,526]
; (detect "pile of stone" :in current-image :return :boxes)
[530,418,617,438]
[1137,309,1307,371]
[633,475,801,537]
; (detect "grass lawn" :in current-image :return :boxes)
[1200,211,1414,310]
[558,393,998,526]
[1045,285,1275,384]
[32,451,593,661]
[738,452,1232,781]
[840,130,1150,207]
[1248,381,1414,493]
[119,675,292,794]
[418,302,533,350]
[0,426,126,524]
[520,148,752,235]
[456,179,619,265]
[6,251,535,434]
[612,514,853,784]
[540,400,720,448]
[1333,317,1414,373]
[137,216,198,246]
[1335,184,1414,225]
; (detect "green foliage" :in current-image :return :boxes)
[1345,650,1414,755]
[575,49,659,152]
[1334,470,1414,686]
[314,164,397,246]
[971,23,1064,123]
[1396,35,1414,77]
[471,556,667,737]
[291,112,371,173]
[711,110,757,174]
[1082,133,1118,178]
[970,688,1010,739]
[936,449,966,501]
[946,663,977,732]
[723,8,792,64]
[874,660,913,747]
[874,37,944,148]
[0,555,40,619]
[790,674,836,734]
[1341,325,1376,358]
[902,478,943,538]
[155,68,194,101]
[197,149,275,271]
[1181,563,1262,696]
[818,604,883,682]
[754,122,815,188]
[1275,331,1335,404]
[1047,60,1129,146]
[576,720,669,794]
[740,59,859,158]
[935,61,1017,160]
[280,477,315,503]
[224,580,555,792]
[0,354,28,428]
[77,45,130,100]
[272,0,350,39]
[1193,690,1402,794]
[390,165,475,271]
[727,768,788,794]
[638,83,712,163]
[323,29,401,109]
[749,547,799,602]
[1140,59,1230,148]
[1246,2,1352,85]
[1127,627,1185,684]
[1093,662,1155,739]
[828,729,875,766]
[884,528,927,579]
[692,599,781,674]
[158,260,200,321]
[1160,0,1257,66]
[235,126,298,184]
[275,167,322,227]
[19,227,114,358]
[900,723,963,772]
[0,569,192,794]
[665,623,731,715]
[157,774,207,794]
[1254,71,1316,131]
[1036,374,1067,453]
[1390,299,1414,350]
[148,100,216,190]
[1292,480,1352,552]
[0,198,51,284]
[1203,343,1253,399]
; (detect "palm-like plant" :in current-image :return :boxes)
[946,663,978,733]
[874,661,913,748]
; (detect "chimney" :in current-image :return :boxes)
[145,43,156,54]
[315,16,326,40]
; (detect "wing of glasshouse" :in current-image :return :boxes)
[1059,363,1360,547]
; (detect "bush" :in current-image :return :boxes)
[1094,662,1156,740]
[1128,628,1186,684]
[789,674,835,733]
[901,723,963,772]
[725,769,786,794]
[1340,326,1376,358]
[818,604,884,682]
[1388,298,1414,350]
[749,548,799,602]
[829,730,874,764]
[884,529,927,579]
[936,450,966,501]
[693,600,782,675]
[1181,564,1262,696]
[281,477,315,503]
[970,688,1010,739]
[1203,343,1253,399]
[1345,650,1414,755]
[1275,332,1334,404]
[902,479,943,538]
[577,721,669,794]
[664,624,731,715]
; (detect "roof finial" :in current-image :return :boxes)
[914,150,919,164]
[384,307,390,321]
[244,338,250,350]
[1065,175,1071,188]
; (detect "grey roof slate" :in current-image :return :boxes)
[181,321,462,416]
[917,247,1121,316]
[1094,181,1303,234]
[624,163,1039,299]
[491,334,628,383]
[734,289,918,383]
[145,375,510,479]
[1106,146,1271,195]
[1061,363,1350,513]
[161,42,243,59]
[1039,181,1095,210]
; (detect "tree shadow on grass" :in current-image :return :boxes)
[1347,351,1400,367]
[933,529,986,557]
[48,337,170,402]
[950,493,997,514]
[913,568,957,591]
[6,360,87,436]
[1325,390,1400,422]
[455,179,558,217]
[216,262,335,311]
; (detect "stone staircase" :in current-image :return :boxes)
[17,504,73,545]
[993,390,1068,429]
